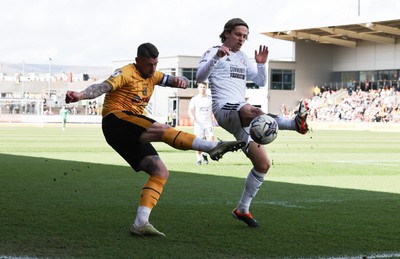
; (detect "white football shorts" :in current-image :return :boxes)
[194,123,215,139]
[213,102,252,145]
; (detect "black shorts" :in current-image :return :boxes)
[102,111,157,171]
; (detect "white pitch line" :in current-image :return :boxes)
[335,160,400,166]
[320,251,400,259]
[0,256,40,259]
[253,200,308,208]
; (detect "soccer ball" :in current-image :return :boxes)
[249,114,279,145]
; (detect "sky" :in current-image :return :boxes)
[1,0,400,67]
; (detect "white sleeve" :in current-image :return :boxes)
[196,48,219,82]
[247,63,267,87]
[188,97,195,109]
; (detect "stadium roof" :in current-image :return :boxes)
[261,19,400,48]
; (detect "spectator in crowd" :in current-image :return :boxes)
[309,86,399,123]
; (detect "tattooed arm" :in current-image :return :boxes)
[65,82,112,103]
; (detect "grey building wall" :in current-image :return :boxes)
[333,40,400,71]
[267,60,295,114]
[268,40,333,114]
[295,40,334,91]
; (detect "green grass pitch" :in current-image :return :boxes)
[0,124,399,258]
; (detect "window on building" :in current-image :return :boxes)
[342,71,358,84]
[182,68,197,88]
[378,70,397,81]
[159,68,176,77]
[377,70,398,88]
[270,69,295,90]
[360,71,375,82]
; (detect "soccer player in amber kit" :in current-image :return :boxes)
[66,43,244,237]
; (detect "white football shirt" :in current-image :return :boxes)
[188,94,213,127]
[196,46,267,114]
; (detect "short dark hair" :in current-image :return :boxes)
[137,43,159,59]
[196,82,207,87]
[219,18,249,43]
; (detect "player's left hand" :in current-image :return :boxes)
[255,45,269,64]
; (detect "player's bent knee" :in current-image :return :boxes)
[138,156,169,178]
[255,160,271,174]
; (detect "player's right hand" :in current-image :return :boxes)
[216,46,230,58]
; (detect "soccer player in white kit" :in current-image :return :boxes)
[196,18,309,228]
[188,82,216,165]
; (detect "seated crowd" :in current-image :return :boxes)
[308,86,400,123]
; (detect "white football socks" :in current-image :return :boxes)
[273,116,295,130]
[134,206,151,227]
[192,137,217,151]
[237,168,265,214]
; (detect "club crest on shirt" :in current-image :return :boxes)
[203,50,211,57]
[111,69,122,77]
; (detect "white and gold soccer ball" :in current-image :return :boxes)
[249,114,279,145]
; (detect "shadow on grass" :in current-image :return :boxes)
[1,154,399,259]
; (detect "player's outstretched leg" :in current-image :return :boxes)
[294,99,310,135]
[232,208,260,228]
[130,223,166,237]
[208,140,245,161]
